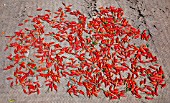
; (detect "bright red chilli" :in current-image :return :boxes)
[3,3,166,101]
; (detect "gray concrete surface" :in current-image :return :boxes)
[0,0,170,103]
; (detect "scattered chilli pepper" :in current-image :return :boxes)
[145,96,154,100]
[18,23,24,26]
[36,8,42,11]
[10,81,14,88]
[1,31,5,35]
[3,65,14,70]
[6,77,13,80]
[3,3,166,101]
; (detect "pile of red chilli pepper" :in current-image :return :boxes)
[4,3,166,100]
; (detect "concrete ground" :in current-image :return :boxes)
[0,0,170,103]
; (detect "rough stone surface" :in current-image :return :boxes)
[0,0,169,103]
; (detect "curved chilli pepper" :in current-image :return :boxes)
[3,65,14,70]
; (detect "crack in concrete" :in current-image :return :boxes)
[129,6,135,10]
[84,0,98,18]
[127,0,160,54]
